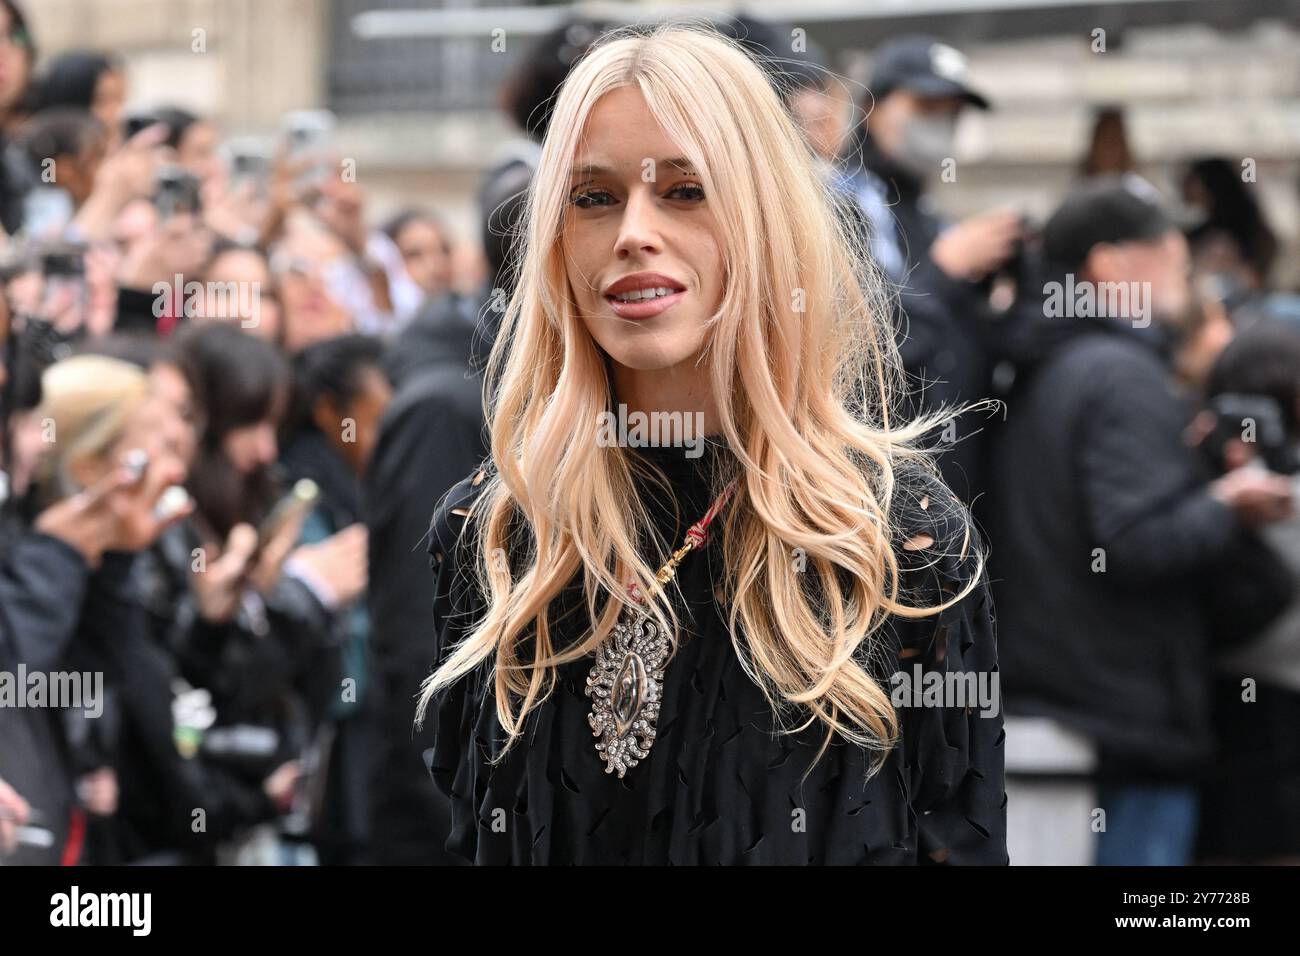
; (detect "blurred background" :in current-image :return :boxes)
[23,0,1300,273]
[3,0,1300,868]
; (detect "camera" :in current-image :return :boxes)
[153,164,203,219]
[1201,393,1299,476]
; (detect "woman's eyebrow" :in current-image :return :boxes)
[570,157,698,178]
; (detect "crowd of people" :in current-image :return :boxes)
[1,0,1298,865]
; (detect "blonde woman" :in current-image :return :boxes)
[27,355,190,554]
[2,355,191,863]
[419,24,1005,865]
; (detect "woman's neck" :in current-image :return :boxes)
[610,358,721,441]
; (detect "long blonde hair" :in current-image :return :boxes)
[418,23,984,773]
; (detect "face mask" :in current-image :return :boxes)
[893,113,958,180]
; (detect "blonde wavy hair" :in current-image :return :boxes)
[418,23,984,773]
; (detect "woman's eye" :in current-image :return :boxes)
[667,182,705,202]
[570,189,614,209]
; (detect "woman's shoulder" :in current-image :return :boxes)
[428,461,493,569]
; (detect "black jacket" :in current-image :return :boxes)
[987,312,1291,781]
[143,520,343,767]
[67,551,280,863]
[0,524,89,864]
[421,450,1007,864]
[363,292,489,864]
[846,135,996,507]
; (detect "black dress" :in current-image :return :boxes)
[422,440,1007,864]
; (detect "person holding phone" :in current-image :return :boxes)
[140,324,368,861]
[0,352,196,863]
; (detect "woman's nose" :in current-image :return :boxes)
[615,188,662,258]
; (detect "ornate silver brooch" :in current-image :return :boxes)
[585,609,672,778]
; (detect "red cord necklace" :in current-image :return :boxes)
[585,476,740,777]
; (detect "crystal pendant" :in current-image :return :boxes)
[585,610,671,777]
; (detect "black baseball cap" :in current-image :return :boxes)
[1042,174,1174,271]
[869,36,990,110]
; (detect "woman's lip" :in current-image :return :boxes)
[606,289,687,319]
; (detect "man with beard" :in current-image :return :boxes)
[987,176,1294,865]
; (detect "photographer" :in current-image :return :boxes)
[840,36,1021,505]
[1196,322,1300,863]
[987,178,1294,865]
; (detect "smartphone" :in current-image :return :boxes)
[280,110,335,190]
[15,825,55,849]
[153,484,191,521]
[153,164,202,220]
[281,110,335,158]
[223,136,272,197]
[20,187,73,242]
[12,315,74,367]
[38,245,87,335]
[256,478,319,550]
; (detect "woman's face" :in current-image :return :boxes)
[221,417,279,475]
[91,68,126,144]
[317,366,392,477]
[149,362,200,469]
[395,218,452,296]
[203,249,283,342]
[72,393,190,493]
[178,120,222,185]
[562,86,723,376]
[0,6,31,117]
[790,85,849,164]
[274,232,352,353]
[59,131,109,207]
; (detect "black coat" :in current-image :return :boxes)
[845,135,997,507]
[0,524,89,864]
[67,551,279,863]
[144,520,343,769]
[277,427,372,863]
[986,313,1292,781]
[364,293,489,864]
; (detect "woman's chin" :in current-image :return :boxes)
[603,345,699,374]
